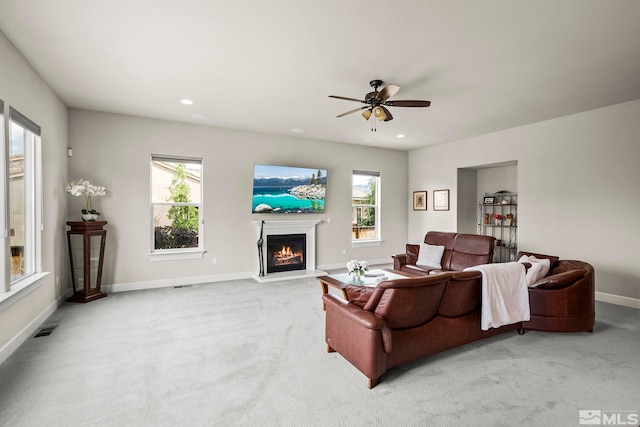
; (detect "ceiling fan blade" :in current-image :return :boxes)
[384,100,431,107]
[380,106,393,122]
[376,84,400,101]
[329,95,367,104]
[336,106,368,118]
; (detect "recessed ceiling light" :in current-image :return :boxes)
[397,134,405,138]
[180,99,194,105]
[290,128,305,134]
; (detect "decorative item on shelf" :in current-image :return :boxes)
[492,213,504,225]
[505,213,514,226]
[66,179,107,221]
[347,259,369,283]
[484,213,490,224]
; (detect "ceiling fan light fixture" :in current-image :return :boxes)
[362,109,372,120]
[373,106,387,121]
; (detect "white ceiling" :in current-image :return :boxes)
[1,0,639,151]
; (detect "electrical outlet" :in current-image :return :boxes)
[342,248,346,255]
[211,257,218,265]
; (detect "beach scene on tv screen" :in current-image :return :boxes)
[252,164,327,213]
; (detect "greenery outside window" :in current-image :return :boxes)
[150,156,202,255]
[352,170,380,244]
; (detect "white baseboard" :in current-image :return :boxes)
[596,291,640,309]
[103,271,255,293]
[0,295,64,366]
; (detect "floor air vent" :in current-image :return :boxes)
[34,326,58,338]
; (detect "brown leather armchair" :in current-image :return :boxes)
[517,251,595,333]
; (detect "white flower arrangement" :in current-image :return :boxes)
[346,259,369,276]
[66,179,107,214]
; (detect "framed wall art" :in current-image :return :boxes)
[433,189,450,211]
[413,191,427,210]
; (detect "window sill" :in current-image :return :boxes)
[148,250,205,262]
[352,239,383,248]
[0,272,49,314]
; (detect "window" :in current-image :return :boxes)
[2,106,43,292]
[150,156,203,257]
[352,170,380,244]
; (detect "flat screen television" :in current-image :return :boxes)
[252,164,327,213]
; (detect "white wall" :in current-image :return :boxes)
[476,165,518,201]
[409,99,640,303]
[68,109,409,288]
[0,31,69,352]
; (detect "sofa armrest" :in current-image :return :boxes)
[531,269,586,290]
[392,253,407,270]
[322,294,388,330]
[392,244,420,270]
[323,294,393,353]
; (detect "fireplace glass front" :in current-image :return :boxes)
[266,234,306,273]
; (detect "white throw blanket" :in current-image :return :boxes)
[464,262,530,330]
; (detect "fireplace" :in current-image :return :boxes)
[253,219,326,282]
[266,234,306,273]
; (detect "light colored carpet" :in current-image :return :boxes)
[0,277,638,426]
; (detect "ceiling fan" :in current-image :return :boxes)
[329,79,431,131]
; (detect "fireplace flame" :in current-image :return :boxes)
[273,246,304,265]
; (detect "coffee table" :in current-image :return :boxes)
[318,268,415,310]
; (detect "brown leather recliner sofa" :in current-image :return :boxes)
[392,231,496,275]
[517,251,595,333]
[322,272,522,388]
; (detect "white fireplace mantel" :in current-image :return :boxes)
[253,219,326,282]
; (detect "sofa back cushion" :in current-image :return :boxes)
[366,275,449,329]
[424,231,457,270]
[449,234,495,271]
[438,271,482,317]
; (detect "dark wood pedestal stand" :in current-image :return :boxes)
[66,221,108,303]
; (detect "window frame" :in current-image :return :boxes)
[149,154,204,261]
[352,170,382,247]
[0,103,47,311]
